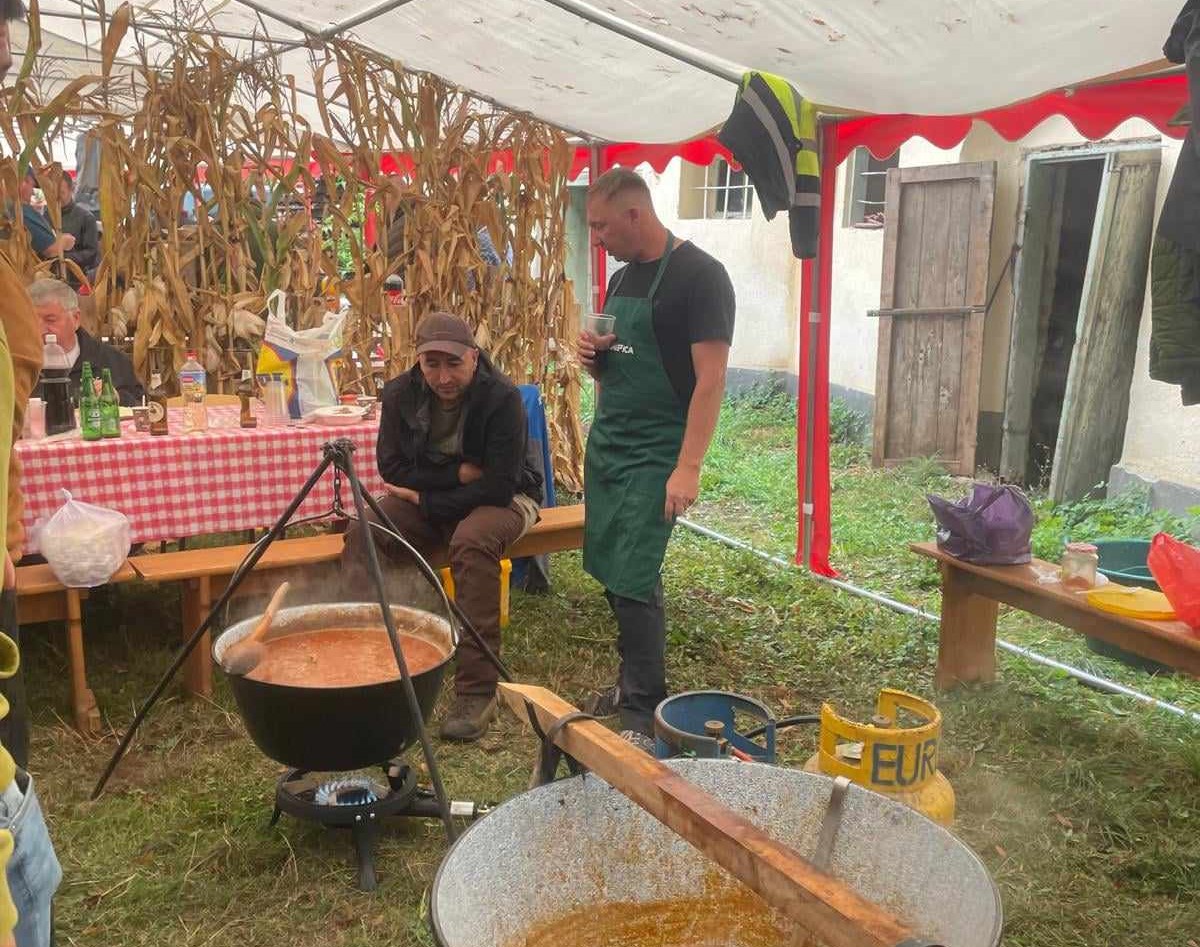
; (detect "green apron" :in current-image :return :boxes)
[583,233,686,602]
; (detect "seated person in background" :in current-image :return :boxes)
[31,279,143,406]
[18,170,74,261]
[49,175,98,286]
[341,311,543,743]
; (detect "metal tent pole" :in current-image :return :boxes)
[37,6,303,45]
[228,0,315,38]
[318,0,420,40]
[536,0,744,85]
[587,142,604,311]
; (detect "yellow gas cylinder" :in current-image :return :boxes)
[803,688,955,827]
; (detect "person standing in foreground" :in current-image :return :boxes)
[0,5,64,945]
[577,168,734,741]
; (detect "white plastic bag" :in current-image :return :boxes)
[256,289,345,419]
[37,490,131,588]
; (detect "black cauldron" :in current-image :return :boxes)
[213,603,454,771]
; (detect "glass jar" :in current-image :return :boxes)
[1061,542,1099,590]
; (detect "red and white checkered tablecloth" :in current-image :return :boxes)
[15,405,385,553]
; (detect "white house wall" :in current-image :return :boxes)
[627,161,800,384]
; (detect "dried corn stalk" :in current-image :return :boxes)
[0,6,583,486]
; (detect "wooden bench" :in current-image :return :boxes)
[15,561,139,735]
[912,542,1200,688]
[130,504,586,697]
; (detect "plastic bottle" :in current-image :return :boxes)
[179,350,208,433]
[42,334,75,436]
[100,368,121,438]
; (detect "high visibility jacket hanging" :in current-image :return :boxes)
[718,71,820,259]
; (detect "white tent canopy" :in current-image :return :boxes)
[29,0,1185,142]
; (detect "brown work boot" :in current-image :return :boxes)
[439,694,498,743]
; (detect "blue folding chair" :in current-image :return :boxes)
[512,384,556,592]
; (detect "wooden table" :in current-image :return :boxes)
[911,542,1200,687]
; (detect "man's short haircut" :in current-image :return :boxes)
[1,1,26,23]
[589,167,651,204]
[28,278,79,313]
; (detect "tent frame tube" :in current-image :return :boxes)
[535,0,744,86]
[38,5,304,45]
[680,517,1200,728]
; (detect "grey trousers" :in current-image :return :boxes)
[605,580,667,736]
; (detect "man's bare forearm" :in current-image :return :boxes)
[677,374,722,472]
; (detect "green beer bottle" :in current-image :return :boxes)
[100,368,121,438]
[80,361,102,441]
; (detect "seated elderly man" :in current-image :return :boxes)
[31,279,143,407]
[341,311,542,743]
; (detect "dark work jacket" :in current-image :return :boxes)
[376,351,543,524]
[1158,0,1200,250]
[68,330,143,407]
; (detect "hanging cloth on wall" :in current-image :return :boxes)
[718,71,820,259]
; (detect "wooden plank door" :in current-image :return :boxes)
[872,163,997,475]
[1000,161,1070,483]
[1049,148,1161,502]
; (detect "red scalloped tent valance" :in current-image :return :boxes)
[584,74,1187,174]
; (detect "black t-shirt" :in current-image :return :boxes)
[605,239,736,407]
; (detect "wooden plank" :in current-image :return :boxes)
[17,593,71,625]
[871,167,905,468]
[911,181,953,459]
[1000,161,1059,481]
[953,164,997,477]
[883,180,928,461]
[936,181,975,462]
[936,562,1000,688]
[130,505,587,582]
[911,543,1200,675]
[65,589,100,735]
[1050,150,1160,502]
[866,305,982,317]
[892,162,994,184]
[131,534,344,581]
[496,683,922,947]
[181,576,213,698]
[15,560,137,596]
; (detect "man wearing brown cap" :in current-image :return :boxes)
[342,311,543,741]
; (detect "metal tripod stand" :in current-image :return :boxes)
[92,438,513,846]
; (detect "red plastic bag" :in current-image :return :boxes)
[1147,533,1200,630]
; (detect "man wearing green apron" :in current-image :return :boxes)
[578,168,735,740]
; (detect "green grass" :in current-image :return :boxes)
[23,391,1200,946]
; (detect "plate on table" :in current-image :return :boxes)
[309,404,369,426]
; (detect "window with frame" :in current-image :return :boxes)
[844,147,900,228]
[678,158,754,220]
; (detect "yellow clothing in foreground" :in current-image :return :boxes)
[0,309,19,938]
[0,251,39,559]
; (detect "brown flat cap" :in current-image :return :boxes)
[415,311,477,358]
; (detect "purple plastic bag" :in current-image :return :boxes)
[927,483,1035,565]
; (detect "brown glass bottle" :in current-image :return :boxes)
[238,369,258,428]
[148,371,170,435]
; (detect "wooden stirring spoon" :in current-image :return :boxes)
[222,582,291,676]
